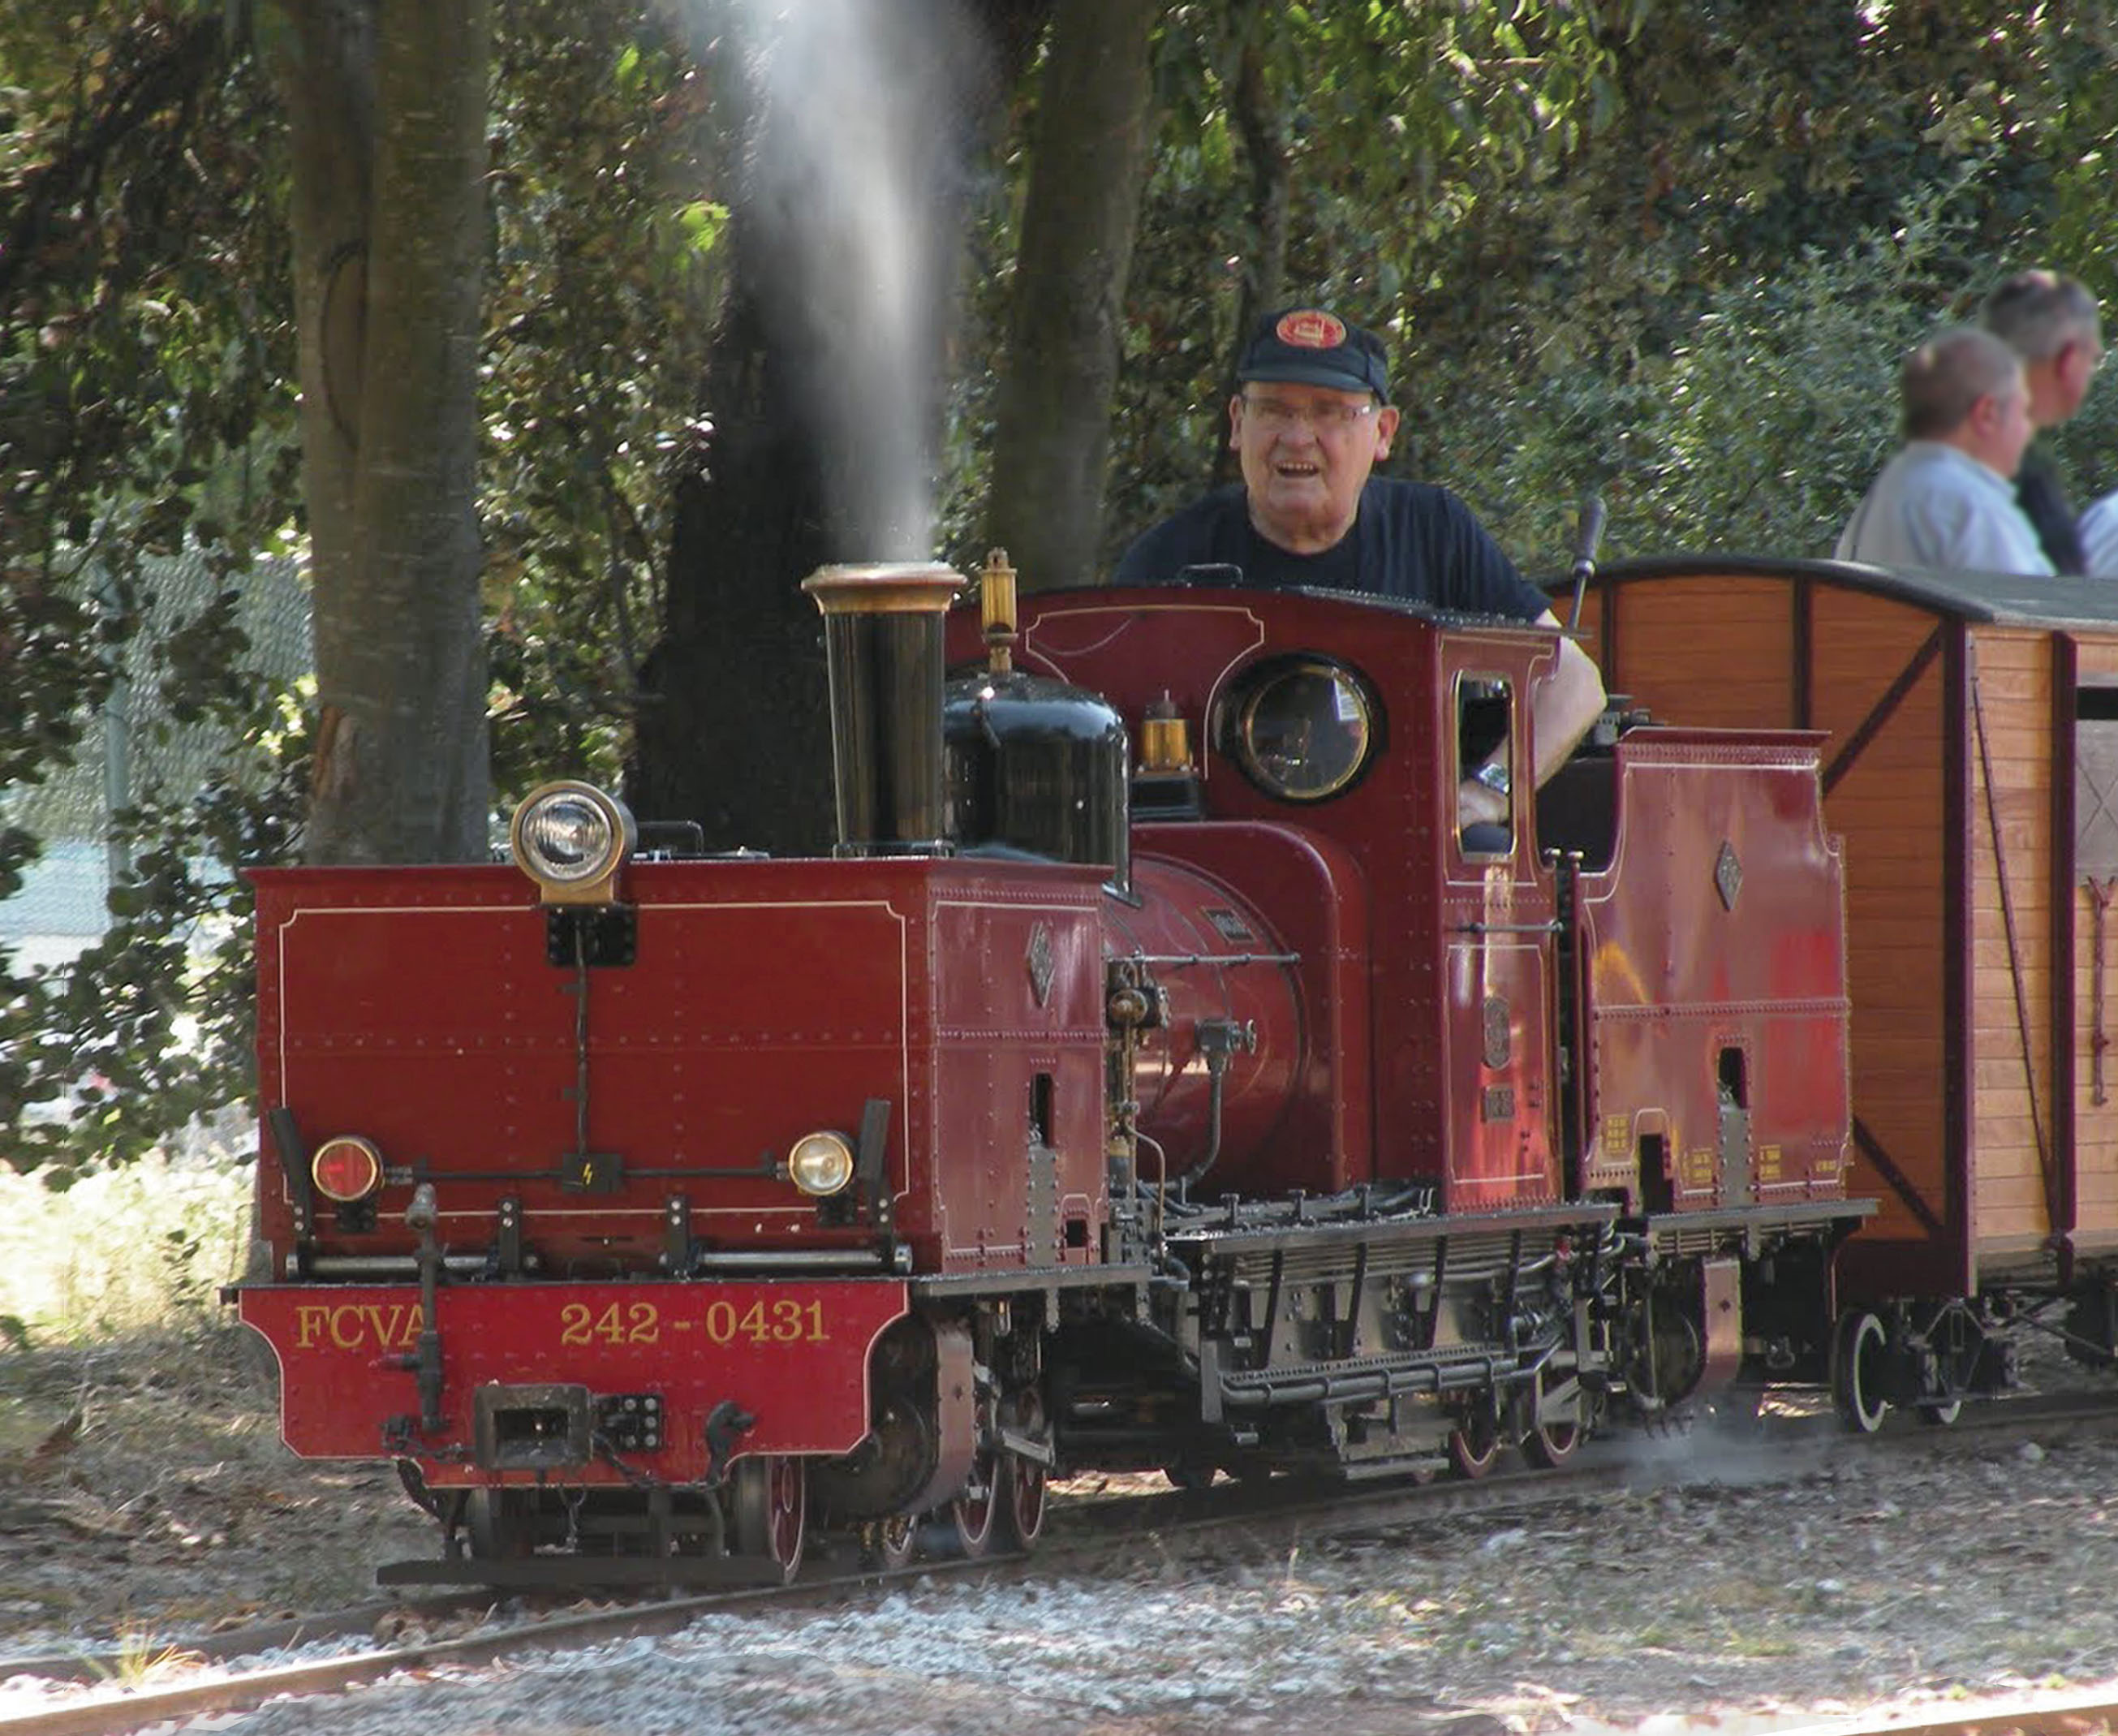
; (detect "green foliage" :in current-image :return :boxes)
[1439,182,1992,570]
[1105,1,2118,575]
[7,0,2118,1186]
[482,0,726,796]
[0,1154,253,1342]
[1,651,305,1187]
[2,2,727,1181]
[1,3,303,1182]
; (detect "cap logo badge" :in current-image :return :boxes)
[1276,309,1346,350]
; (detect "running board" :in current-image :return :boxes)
[1203,1339,1515,1419]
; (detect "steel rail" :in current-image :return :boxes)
[6,1385,2116,1736]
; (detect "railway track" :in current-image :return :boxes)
[5,1388,2116,1736]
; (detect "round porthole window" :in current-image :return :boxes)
[1226,657,1380,802]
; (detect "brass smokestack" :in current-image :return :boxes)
[801,562,962,856]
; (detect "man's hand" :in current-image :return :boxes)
[1457,778,1508,828]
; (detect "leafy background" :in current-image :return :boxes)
[4,0,2116,1181]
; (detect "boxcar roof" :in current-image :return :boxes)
[1558,554,2118,633]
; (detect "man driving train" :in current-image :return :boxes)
[1113,305,1606,827]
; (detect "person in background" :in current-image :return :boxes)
[2082,490,2118,578]
[1836,326,2051,575]
[1981,269,2105,573]
[1113,305,1605,827]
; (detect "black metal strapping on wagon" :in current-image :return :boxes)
[1823,622,1945,796]
[1340,1239,1370,1359]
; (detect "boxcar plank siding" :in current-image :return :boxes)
[1578,561,2118,1299]
[1969,631,2056,1243]
[1608,584,1795,727]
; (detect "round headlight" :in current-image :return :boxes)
[787,1131,856,1197]
[510,781,637,897]
[312,1135,383,1204]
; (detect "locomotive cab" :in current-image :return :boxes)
[951,575,1862,1432]
[945,579,1578,1212]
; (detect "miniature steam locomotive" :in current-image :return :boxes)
[233,554,1896,1586]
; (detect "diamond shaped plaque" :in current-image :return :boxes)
[1715,840,1743,912]
[1027,920,1056,1007]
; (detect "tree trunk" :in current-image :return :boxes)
[1210,10,1289,489]
[627,265,837,855]
[984,0,1158,592]
[279,0,493,865]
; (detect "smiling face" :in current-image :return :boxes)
[1229,385,1401,554]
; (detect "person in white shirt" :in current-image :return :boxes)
[1836,326,2054,575]
[2083,491,2118,577]
[1982,269,2104,572]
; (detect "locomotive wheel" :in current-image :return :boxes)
[731,1454,807,1580]
[1917,1398,1963,1427]
[999,1393,1048,1549]
[861,1512,919,1572]
[1001,1455,1048,1549]
[1448,1410,1502,1480]
[1521,1376,1585,1470]
[930,1406,1003,1562]
[940,1464,1000,1559]
[1161,1458,1215,1491]
[1830,1310,1890,1435]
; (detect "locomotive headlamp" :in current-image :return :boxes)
[510,780,637,905]
[312,1135,383,1204]
[786,1131,857,1197]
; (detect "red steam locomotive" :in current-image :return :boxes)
[232,555,1876,1586]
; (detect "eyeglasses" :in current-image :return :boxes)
[1241,396,1379,432]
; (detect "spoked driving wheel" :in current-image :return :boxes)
[732,1454,807,1580]
[1830,1310,1890,1434]
[1448,1406,1501,1480]
[1521,1372,1586,1471]
[927,1395,1001,1562]
[1001,1401,1049,1551]
[944,1448,1001,1559]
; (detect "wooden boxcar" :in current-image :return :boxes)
[1563,557,2118,1359]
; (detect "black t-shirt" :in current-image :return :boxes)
[2017,443,2086,575]
[1112,478,1552,621]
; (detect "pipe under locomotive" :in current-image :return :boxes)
[231,552,1884,1585]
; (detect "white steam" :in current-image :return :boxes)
[723,0,978,558]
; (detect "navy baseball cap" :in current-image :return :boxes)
[1237,307,1390,400]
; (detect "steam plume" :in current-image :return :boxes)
[719,0,979,558]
